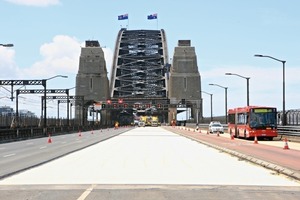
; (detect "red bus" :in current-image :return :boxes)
[227,106,278,140]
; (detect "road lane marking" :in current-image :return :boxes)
[39,146,47,149]
[3,153,16,158]
[77,184,96,200]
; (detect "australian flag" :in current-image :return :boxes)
[118,14,128,20]
[147,13,157,20]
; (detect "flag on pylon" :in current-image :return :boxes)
[283,138,290,150]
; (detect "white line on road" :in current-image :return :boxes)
[77,184,95,200]
[39,146,47,149]
[3,153,16,158]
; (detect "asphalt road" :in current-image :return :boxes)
[0,127,131,179]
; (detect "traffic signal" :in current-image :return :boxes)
[118,98,123,104]
[107,99,112,104]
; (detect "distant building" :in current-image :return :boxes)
[19,109,36,117]
[0,106,36,117]
[0,106,14,116]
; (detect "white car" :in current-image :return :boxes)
[209,122,224,134]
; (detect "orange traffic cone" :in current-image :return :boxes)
[47,134,52,143]
[254,135,258,144]
[283,138,290,150]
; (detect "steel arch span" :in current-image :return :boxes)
[110,29,169,99]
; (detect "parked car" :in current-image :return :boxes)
[209,121,224,134]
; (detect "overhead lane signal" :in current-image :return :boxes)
[106,99,112,108]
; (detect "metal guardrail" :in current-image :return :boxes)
[277,126,300,136]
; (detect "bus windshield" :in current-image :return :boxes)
[249,112,276,128]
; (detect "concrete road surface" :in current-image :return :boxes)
[0,127,299,200]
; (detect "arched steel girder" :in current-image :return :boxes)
[110,29,169,100]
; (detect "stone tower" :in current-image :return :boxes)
[75,40,109,121]
[168,40,202,123]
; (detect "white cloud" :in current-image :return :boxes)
[22,35,81,78]
[5,0,60,7]
[0,47,18,78]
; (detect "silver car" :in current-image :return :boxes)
[209,122,224,134]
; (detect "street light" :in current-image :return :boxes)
[201,91,213,121]
[0,44,14,47]
[209,83,228,123]
[43,75,68,130]
[254,54,286,125]
[225,72,250,106]
[67,86,76,126]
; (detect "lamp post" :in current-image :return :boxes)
[0,44,14,47]
[43,75,68,130]
[254,54,286,125]
[201,91,213,121]
[225,72,250,106]
[67,86,76,126]
[209,83,228,123]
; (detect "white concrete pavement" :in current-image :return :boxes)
[0,127,299,186]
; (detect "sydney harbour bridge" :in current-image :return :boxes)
[76,28,202,125]
[75,28,202,126]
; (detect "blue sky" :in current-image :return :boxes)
[0,0,300,118]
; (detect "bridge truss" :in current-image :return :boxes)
[110,29,169,100]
